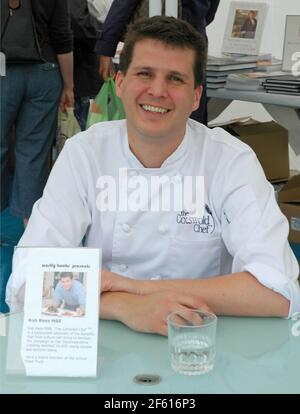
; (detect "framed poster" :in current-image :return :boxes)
[282,15,300,73]
[222,2,268,55]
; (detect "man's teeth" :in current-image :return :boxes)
[142,104,168,113]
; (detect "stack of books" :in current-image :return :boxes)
[225,71,285,91]
[262,75,300,95]
[254,58,282,73]
[206,56,261,89]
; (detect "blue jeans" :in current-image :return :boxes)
[74,96,93,131]
[0,62,62,218]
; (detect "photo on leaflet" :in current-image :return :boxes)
[42,271,87,318]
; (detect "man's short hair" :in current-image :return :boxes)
[60,272,73,280]
[119,16,207,87]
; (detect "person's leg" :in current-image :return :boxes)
[11,62,62,219]
[0,66,25,313]
[74,96,92,131]
[0,65,24,213]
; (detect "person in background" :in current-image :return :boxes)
[1,0,74,227]
[94,0,220,125]
[70,0,103,131]
[6,17,300,335]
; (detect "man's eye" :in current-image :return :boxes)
[137,72,151,79]
[169,75,183,83]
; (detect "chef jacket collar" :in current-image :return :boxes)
[122,124,191,175]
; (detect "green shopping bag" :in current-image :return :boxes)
[86,78,125,128]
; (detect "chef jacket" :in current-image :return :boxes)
[6,119,300,316]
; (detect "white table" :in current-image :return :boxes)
[207,88,300,156]
[1,313,300,394]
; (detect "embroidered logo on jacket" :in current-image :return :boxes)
[176,205,215,234]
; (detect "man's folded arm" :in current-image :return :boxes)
[101,270,291,319]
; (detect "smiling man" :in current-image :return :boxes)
[6,17,300,334]
[115,36,202,167]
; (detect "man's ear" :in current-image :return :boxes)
[115,70,125,98]
[192,84,203,112]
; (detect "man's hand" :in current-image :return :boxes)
[60,86,74,112]
[99,55,115,81]
[100,269,183,296]
[57,52,74,111]
[9,0,20,9]
[101,269,141,294]
[100,290,212,336]
[100,269,212,335]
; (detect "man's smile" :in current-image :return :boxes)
[140,104,171,114]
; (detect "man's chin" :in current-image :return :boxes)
[137,125,173,140]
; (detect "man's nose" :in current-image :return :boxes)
[147,77,168,98]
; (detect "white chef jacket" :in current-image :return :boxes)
[6,119,300,316]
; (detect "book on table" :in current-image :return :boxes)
[206,67,255,77]
[207,82,226,89]
[207,76,228,83]
[225,71,286,91]
[206,54,273,72]
[207,60,256,71]
[263,74,300,85]
[263,83,300,90]
[262,74,300,95]
[255,58,282,72]
[265,89,300,96]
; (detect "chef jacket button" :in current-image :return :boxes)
[122,223,131,233]
[151,275,161,280]
[158,224,169,234]
[119,264,128,272]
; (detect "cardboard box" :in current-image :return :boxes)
[279,174,300,243]
[220,119,290,181]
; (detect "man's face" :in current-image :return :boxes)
[116,39,202,144]
[61,277,73,290]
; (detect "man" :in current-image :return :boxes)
[95,0,220,124]
[51,272,86,315]
[6,17,300,335]
[70,0,103,131]
[1,0,74,226]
